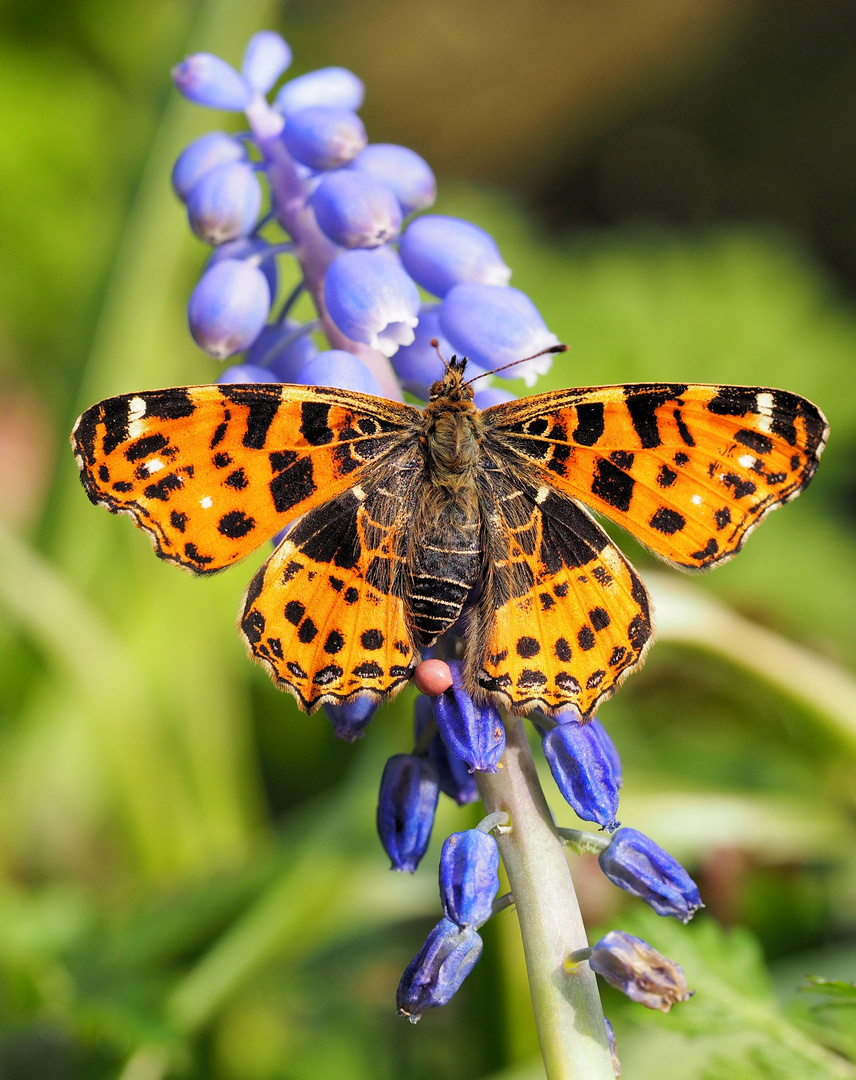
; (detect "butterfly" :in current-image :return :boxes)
[71,363,827,718]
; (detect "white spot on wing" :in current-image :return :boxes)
[145,459,164,474]
[128,397,147,421]
[691,494,703,506]
[738,454,754,469]
[535,486,550,504]
[200,496,213,509]
[755,391,774,434]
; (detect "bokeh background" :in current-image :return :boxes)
[2,1,856,1077]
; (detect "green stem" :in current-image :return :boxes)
[475,714,614,1080]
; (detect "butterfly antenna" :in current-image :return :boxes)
[463,343,568,386]
[430,337,453,373]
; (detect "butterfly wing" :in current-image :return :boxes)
[72,383,418,573]
[483,383,828,570]
[240,449,422,711]
[465,452,652,717]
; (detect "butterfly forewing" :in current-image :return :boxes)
[72,383,418,573]
[484,383,828,570]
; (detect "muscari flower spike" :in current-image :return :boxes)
[598,827,702,922]
[396,917,484,1023]
[588,931,693,1013]
[245,320,317,381]
[208,237,278,303]
[439,829,500,929]
[542,717,620,830]
[297,350,383,395]
[376,753,439,872]
[431,660,506,774]
[323,697,377,742]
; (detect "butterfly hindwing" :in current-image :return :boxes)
[467,453,652,717]
[239,456,421,711]
[72,383,417,573]
[484,383,828,570]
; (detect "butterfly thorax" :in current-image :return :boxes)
[420,359,483,491]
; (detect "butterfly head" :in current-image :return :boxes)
[428,354,475,404]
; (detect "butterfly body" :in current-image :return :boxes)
[72,365,827,718]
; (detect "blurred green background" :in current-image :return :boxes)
[2,0,856,1077]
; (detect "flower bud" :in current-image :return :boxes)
[241,31,292,93]
[396,918,483,1022]
[245,321,317,382]
[390,308,486,400]
[310,170,402,249]
[598,828,702,922]
[188,259,271,359]
[473,386,515,409]
[207,236,278,300]
[432,661,505,774]
[589,716,622,789]
[542,720,619,830]
[323,697,377,741]
[414,695,478,805]
[217,364,278,384]
[324,247,420,357]
[275,66,365,116]
[605,1018,620,1078]
[349,143,436,216]
[400,215,511,298]
[172,53,253,111]
[281,105,367,171]
[296,350,383,396]
[439,830,500,929]
[171,132,247,202]
[186,161,262,245]
[588,931,693,1012]
[439,283,560,386]
[377,754,439,872]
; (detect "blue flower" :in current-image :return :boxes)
[186,161,262,245]
[324,247,420,357]
[310,169,402,249]
[172,132,246,202]
[541,720,620,830]
[172,53,253,111]
[274,66,365,116]
[439,830,500,929]
[187,259,271,359]
[431,661,505,774]
[349,143,436,216]
[281,105,367,171]
[588,931,693,1012]
[377,754,439,872]
[400,215,511,298]
[208,237,278,305]
[473,386,515,410]
[241,31,292,93]
[323,698,377,742]
[217,364,278,384]
[396,917,483,1022]
[245,321,317,381]
[296,350,384,396]
[439,283,560,385]
[598,827,702,922]
[414,695,478,806]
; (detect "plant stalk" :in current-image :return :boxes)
[475,714,615,1080]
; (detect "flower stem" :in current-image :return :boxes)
[475,714,614,1080]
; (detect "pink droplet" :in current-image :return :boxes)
[414,659,453,697]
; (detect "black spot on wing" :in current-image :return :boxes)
[361,629,384,650]
[690,538,719,563]
[736,429,773,455]
[573,402,605,446]
[610,450,635,470]
[219,386,280,449]
[625,385,686,448]
[516,636,540,658]
[270,458,316,513]
[170,510,188,532]
[125,434,169,462]
[707,387,759,417]
[657,464,677,488]
[143,389,196,421]
[591,458,635,512]
[300,401,334,446]
[218,510,256,539]
[649,507,686,534]
[555,637,572,662]
[144,473,183,501]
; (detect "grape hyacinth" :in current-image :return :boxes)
[169,31,699,1078]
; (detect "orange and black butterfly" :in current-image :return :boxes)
[71,363,827,717]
